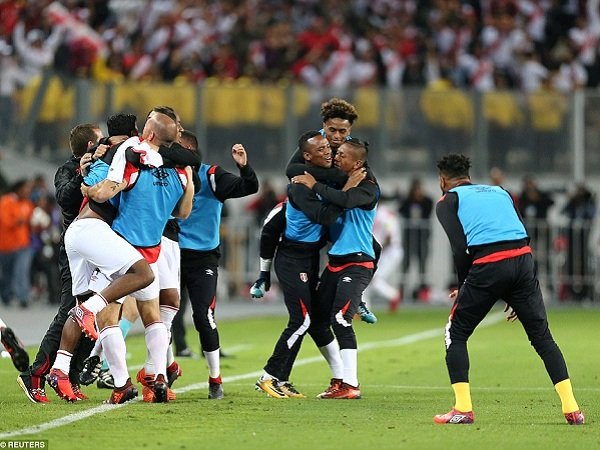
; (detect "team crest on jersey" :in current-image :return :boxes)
[205,269,214,276]
[342,276,352,283]
[299,273,308,283]
[152,168,169,186]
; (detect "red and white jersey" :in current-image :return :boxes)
[554,61,588,92]
[517,0,548,43]
[569,26,600,66]
[322,49,354,89]
[458,53,495,92]
[106,137,164,183]
[481,25,527,70]
[519,59,548,92]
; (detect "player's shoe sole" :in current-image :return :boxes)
[1,327,29,372]
[79,355,101,385]
[167,361,182,388]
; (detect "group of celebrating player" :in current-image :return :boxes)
[1,97,584,425]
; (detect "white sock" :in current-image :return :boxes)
[166,344,175,367]
[319,340,344,379]
[100,326,129,388]
[53,350,73,374]
[260,372,275,382]
[90,337,103,358]
[82,294,108,314]
[0,317,7,328]
[160,305,178,366]
[340,348,358,387]
[203,349,220,379]
[145,322,168,378]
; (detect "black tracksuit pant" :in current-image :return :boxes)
[26,243,94,384]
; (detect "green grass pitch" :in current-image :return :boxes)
[0,305,597,449]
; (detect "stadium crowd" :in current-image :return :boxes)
[0,0,599,91]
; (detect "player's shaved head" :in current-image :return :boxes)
[142,112,177,147]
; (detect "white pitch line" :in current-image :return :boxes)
[0,312,504,438]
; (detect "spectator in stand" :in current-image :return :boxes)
[30,193,61,305]
[399,178,434,302]
[4,1,600,98]
[0,178,34,308]
[362,202,403,312]
[568,0,600,88]
[553,50,587,93]
[0,39,29,147]
[12,19,63,80]
[518,175,555,287]
[561,184,596,301]
[517,49,549,93]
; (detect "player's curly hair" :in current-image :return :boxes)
[437,153,471,179]
[320,98,358,124]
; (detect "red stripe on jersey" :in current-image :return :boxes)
[80,196,89,212]
[326,261,374,272]
[449,301,459,320]
[123,162,139,187]
[472,246,532,264]
[136,244,161,263]
[176,167,188,189]
[208,165,218,175]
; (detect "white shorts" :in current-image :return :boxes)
[65,218,143,297]
[156,236,180,292]
[89,261,160,302]
[87,270,125,304]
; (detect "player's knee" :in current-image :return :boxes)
[129,260,154,287]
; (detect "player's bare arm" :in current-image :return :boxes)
[87,178,128,203]
[172,166,194,219]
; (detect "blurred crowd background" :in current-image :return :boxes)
[0,0,599,309]
[3,0,600,89]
